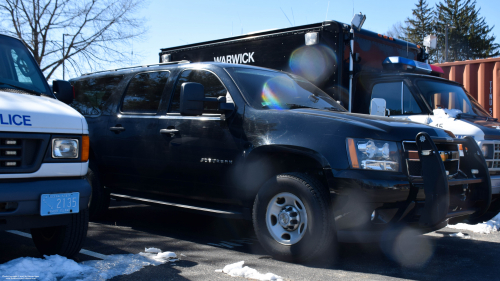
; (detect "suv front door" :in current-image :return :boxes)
[157,68,243,204]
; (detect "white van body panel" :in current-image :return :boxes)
[0,90,88,135]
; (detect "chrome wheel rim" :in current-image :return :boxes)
[266,192,308,245]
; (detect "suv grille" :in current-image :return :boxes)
[0,134,49,173]
[403,141,460,177]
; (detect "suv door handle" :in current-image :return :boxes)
[160,129,179,134]
[110,126,125,133]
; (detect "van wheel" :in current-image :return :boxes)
[252,173,336,262]
[31,209,89,258]
[87,161,110,220]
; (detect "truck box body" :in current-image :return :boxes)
[159,21,423,108]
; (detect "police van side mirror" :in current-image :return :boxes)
[52,80,74,104]
[370,98,388,117]
[180,82,204,116]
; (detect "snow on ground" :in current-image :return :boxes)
[216,261,283,281]
[0,248,177,281]
[448,212,500,234]
[448,232,471,239]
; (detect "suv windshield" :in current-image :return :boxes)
[226,67,345,111]
[417,80,489,117]
[0,35,52,97]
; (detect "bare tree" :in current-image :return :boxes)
[386,21,408,40]
[0,0,147,79]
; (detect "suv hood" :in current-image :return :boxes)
[0,90,87,134]
[290,109,449,140]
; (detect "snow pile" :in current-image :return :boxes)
[448,213,500,234]
[216,261,283,281]
[0,248,177,281]
[433,108,462,118]
[139,247,178,263]
[448,232,470,239]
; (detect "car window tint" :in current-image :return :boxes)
[169,69,227,113]
[71,75,124,116]
[403,83,422,114]
[371,82,402,115]
[121,71,170,114]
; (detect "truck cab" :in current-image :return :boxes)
[354,57,500,208]
[0,34,90,258]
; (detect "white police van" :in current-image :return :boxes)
[0,34,90,257]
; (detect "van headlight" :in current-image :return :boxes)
[346,138,400,171]
[52,138,79,158]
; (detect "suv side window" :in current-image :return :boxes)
[72,75,124,116]
[371,82,422,115]
[121,71,170,114]
[169,69,227,113]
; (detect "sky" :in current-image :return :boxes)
[61,0,500,79]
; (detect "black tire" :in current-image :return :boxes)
[31,209,89,258]
[252,172,336,262]
[87,161,110,220]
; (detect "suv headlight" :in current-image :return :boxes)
[52,138,79,159]
[346,138,400,172]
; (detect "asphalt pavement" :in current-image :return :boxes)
[1,200,500,281]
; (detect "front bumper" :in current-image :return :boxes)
[329,134,491,242]
[0,177,90,230]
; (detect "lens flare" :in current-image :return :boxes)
[261,76,296,110]
[261,82,282,109]
[289,44,337,84]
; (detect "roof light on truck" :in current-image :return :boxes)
[305,32,319,46]
[383,56,444,76]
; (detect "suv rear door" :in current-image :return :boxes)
[105,70,170,192]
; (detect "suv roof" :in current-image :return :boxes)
[79,61,282,79]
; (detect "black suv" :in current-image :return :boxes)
[70,61,491,262]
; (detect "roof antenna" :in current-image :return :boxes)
[325,1,330,21]
[238,13,243,34]
[280,7,293,27]
[291,8,295,26]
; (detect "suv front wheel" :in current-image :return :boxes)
[252,173,336,262]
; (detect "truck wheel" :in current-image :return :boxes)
[252,173,336,262]
[87,161,110,220]
[31,209,89,258]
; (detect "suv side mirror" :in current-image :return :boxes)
[52,80,74,104]
[370,98,387,117]
[180,82,204,116]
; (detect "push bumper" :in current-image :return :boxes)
[0,177,91,230]
[331,133,491,242]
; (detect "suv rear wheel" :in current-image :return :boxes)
[252,173,336,262]
[31,209,89,258]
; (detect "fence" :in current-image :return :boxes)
[434,57,500,118]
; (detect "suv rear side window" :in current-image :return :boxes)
[121,71,170,114]
[72,75,124,116]
[169,69,227,113]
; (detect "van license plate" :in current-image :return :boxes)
[40,192,79,216]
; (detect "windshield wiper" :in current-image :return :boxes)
[285,103,316,109]
[323,107,344,112]
[0,82,43,96]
